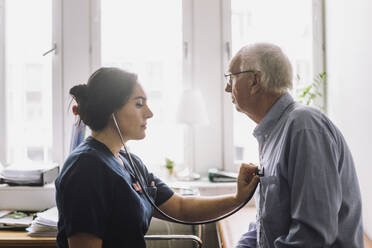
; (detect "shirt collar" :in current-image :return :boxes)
[253,92,294,137]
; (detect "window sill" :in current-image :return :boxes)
[167,177,255,207]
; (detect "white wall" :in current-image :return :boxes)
[325,0,372,237]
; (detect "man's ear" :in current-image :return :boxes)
[250,71,261,94]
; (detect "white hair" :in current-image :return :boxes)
[235,43,293,93]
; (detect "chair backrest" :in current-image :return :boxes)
[69,122,86,153]
[145,234,202,248]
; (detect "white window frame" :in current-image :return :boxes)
[0,0,326,174]
[221,0,326,171]
[52,0,64,166]
[184,0,226,174]
[61,0,95,164]
[0,0,6,165]
[0,0,64,166]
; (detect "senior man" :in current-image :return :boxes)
[225,43,363,247]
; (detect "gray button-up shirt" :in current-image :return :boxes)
[251,93,363,247]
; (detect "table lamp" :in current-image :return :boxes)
[176,89,209,180]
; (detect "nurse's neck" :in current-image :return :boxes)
[91,128,125,158]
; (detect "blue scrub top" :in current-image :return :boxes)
[55,136,174,248]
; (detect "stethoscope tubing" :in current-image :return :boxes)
[112,114,259,225]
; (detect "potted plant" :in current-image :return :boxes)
[164,158,175,175]
[296,72,327,112]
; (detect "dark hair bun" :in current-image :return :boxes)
[70,84,89,103]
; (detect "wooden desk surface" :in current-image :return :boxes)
[0,230,56,247]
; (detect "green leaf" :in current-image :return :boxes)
[165,157,174,169]
[296,71,326,111]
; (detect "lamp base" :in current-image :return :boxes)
[176,167,201,181]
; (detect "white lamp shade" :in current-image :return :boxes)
[176,89,209,126]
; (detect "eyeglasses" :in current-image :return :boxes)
[224,70,257,85]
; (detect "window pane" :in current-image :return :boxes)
[5,0,52,163]
[101,0,183,170]
[231,0,313,165]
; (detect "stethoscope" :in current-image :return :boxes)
[112,114,264,225]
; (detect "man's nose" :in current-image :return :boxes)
[225,83,232,93]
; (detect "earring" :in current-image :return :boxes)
[72,105,78,115]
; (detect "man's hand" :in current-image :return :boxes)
[235,163,260,205]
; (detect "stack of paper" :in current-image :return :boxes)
[0,210,33,229]
[0,161,59,186]
[27,206,58,237]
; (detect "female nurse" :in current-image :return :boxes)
[55,67,259,248]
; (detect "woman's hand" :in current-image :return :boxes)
[235,163,260,205]
[156,163,260,222]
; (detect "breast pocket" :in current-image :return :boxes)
[259,176,281,220]
[258,175,285,246]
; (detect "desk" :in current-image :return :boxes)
[0,225,202,248]
[0,230,56,248]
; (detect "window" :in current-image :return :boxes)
[2,0,53,164]
[0,0,62,167]
[225,0,323,170]
[0,1,324,174]
[100,0,184,170]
